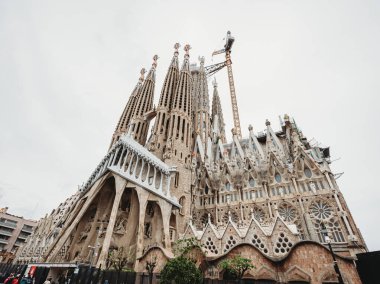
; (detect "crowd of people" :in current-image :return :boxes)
[0,273,33,284]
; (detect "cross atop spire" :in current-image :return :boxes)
[174,43,180,54]
[181,44,191,71]
[139,68,146,82]
[152,55,159,69]
[184,44,191,57]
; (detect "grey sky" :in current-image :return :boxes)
[0,0,379,250]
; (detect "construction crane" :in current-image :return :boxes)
[205,31,242,139]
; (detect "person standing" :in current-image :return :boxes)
[43,277,52,284]
[11,274,20,284]
[20,273,32,284]
[4,273,14,284]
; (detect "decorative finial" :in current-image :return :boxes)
[184,44,191,57]
[248,124,253,131]
[174,43,180,54]
[139,68,146,82]
[231,128,237,136]
[152,55,159,69]
[265,119,271,126]
[212,77,218,88]
[198,56,205,66]
[284,114,289,121]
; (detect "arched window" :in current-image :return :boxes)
[275,173,282,183]
[225,182,231,191]
[304,167,312,178]
[179,196,185,215]
[205,185,209,194]
[249,178,255,187]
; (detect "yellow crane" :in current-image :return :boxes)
[205,31,242,139]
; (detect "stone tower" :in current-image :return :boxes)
[148,44,180,159]
[211,78,227,144]
[109,69,145,148]
[130,55,157,145]
[162,44,193,233]
[191,57,210,149]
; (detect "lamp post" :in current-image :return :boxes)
[321,223,344,284]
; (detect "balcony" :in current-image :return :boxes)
[0,239,9,245]
[0,229,13,237]
[0,221,17,229]
[21,227,33,233]
[17,235,28,240]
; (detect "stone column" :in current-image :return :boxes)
[135,189,149,258]
[158,200,173,249]
[263,183,273,218]
[303,213,319,242]
[291,177,299,194]
[96,175,126,267]
[324,172,334,189]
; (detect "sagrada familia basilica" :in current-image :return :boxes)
[15,34,367,283]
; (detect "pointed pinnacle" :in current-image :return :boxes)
[184,44,191,57]
[139,68,146,82]
[174,43,180,54]
[152,55,159,69]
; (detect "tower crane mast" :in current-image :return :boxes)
[205,31,242,139]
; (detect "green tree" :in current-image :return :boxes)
[159,238,204,284]
[174,237,204,259]
[219,254,255,283]
[106,247,135,272]
[159,256,203,284]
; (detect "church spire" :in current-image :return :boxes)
[158,43,180,110]
[211,78,226,143]
[171,44,191,114]
[148,44,181,158]
[162,44,193,231]
[166,44,192,150]
[130,55,158,145]
[191,56,210,148]
[109,68,145,149]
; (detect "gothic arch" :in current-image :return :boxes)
[143,201,164,247]
[65,176,117,263]
[110,187,140,257]
[285,265,312,283]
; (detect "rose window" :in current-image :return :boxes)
[250,207,266,223]
[310,200,333,220]
[278,204,297,222]
[222,211,239,224]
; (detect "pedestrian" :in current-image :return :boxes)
[4,273,14,284]
[43,277,52,284]
[11,274,20,284]
[20,273,32,284]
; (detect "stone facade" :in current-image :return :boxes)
[15,43,366,282]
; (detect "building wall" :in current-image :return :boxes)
[0,209,37,254]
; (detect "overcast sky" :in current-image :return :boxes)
[0,0,379,251]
